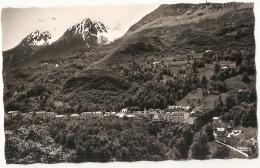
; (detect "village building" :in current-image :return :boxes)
[104,112,117,117]
[170,111,185,123]
[80,112,87,120]
[93,111,103,118]
[221,66,229,70]
[213,126,253,153]
[55,115,67,120]
[166,105,191,112]
[28,112,34,119]
[212,116,221,128]
[35,111,46,118]
[115,113,125,119]
[204,50,213,53]
[27,111,47,119]
[111,112,117,116]
[70,114,80,120]
[80,112,103,119]
[104,112,111,117]
[220,62,236,69]
[21,113,28,120]
[212,116,220,122]
[165,112,171,115]
[193,53,203,60]
[153,61,160,65]
[132,111,143,118]
[160,112,172,121]
[126,114,135,121]
[226,130,244,148]
[250,137,258,146]
[147,110,157,120]
[214,128,227,142]
[183,111,199,125]
[5,130,13,139]
[7,111,19,119]
[86,112,92,117]
[183,111,197,125]
[152,113,160,122]
[120,108,128,114]
[46,112,57,118]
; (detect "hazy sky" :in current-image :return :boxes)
[1,4,160,51]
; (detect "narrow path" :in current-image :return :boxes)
[215,140,249,158]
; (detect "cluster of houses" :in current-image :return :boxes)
[212,117,257,154]
[5,111,104,120]
[220,61,237,70]
[5,105,203,125]
[151,105,203,125]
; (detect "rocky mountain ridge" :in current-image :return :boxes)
[3,18,114,71]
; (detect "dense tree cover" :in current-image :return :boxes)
[207,64,240,93]
[203,124,215,142]
[174,125,194,159]
[158,124,194,159]
[208,80,228,93]
[2,4,257,163]
[212,146,230,159]
[3,50,257,164]
[221,102,257,127]
[49,119,193,162]
[242,72,250,83]
[211,66,237,82]
[62,71,130,93]
[202,47,254,67]
[192,87,257,129]
[200,75,208,89]
[4,52,202,113]
[248,143,259,158]
[4,65,256,163]
[219,89,257,127]
[189,131,210,160]
[189,124,216,159]
[5,116,200,163]
[4,43,255,115]
[213,62,221,73]
[5,123,65,164]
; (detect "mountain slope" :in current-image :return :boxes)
[2,18,110,71]
[60,18,109,46]
[87,2,254,70]
[3,2,256,114]
[126,3,253,35]
[2,30,52,71]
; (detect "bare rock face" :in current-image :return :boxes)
[22,30,52,49]
[63,18,109,47]
[2,18,111,70]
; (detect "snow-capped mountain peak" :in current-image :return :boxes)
[22,30,52,49]
[63,18,124,46]
[66,18,108,41]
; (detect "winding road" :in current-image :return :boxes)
[215,140,249,158]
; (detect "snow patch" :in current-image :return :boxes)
[24,30,52,49]
[66,18,124,45]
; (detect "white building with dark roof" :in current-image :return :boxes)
[70,114,80,119]
[55,115,67,119]
[7,111,19,119]
[120,108,128,113]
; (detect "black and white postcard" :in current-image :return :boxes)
[1,0,259,167]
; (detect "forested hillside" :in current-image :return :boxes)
[3,2,257,163]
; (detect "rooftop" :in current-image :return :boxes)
[8,111,18,114]
[55,115,67,118]
[216,128,225,132]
